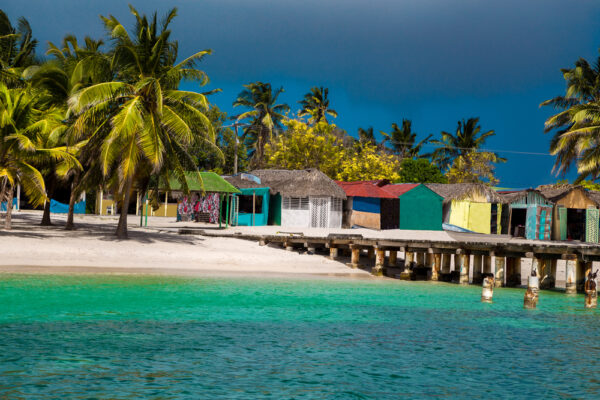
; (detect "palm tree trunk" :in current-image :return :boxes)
[65,176,80,231]
[41,175,55,226]
[4,184,14,230]
[116,177,133,239]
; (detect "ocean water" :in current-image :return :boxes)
[0,275,599,399]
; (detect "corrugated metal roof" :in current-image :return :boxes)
[336,181,398,199]
[380,183,420,197]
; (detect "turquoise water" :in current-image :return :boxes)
[1,275,599,399]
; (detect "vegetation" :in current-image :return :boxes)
[298,86,337,124]
[1,5,526,236]
[542,49,600,182]
[397,158,447,183]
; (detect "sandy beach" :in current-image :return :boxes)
[0,211,372,278]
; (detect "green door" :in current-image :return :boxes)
[586,208,599,243]
[559,207,567,241]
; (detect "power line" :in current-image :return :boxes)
[385,140,554,157]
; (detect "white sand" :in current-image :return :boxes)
[0,211,371,278]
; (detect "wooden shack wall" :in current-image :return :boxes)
[399,185,443,230]
[555,189,597,209]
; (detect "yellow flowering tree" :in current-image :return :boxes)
[264,119,345,178]
[337,143,401,181]
[265,118,402,181]
[446,151,500,186]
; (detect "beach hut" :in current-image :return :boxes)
[336,180,401,229]
[425,183,504,234]
[385,184,444,231]
[165,172,240,223]
[537,185,599,242]
[250,169,346,228]
[225,173,275,226]
[498,189,553,239]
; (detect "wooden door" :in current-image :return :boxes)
[586,208,599,243]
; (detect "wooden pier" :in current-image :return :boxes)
[179,226,600,293]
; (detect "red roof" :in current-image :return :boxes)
[336,181,421,199]
[380,183,420,197]
[336,181,397,199]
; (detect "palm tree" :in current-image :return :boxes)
[357,126,376,146]
[430,117,500,171]
[298,86,337,124]
[541,53,600,180]
[69,6,215,238]
[0,10,37,86]
[29,34,111,228]
[0,85,78,229]
[381,120,432,159]
[233,81,290,167]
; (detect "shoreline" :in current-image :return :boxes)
[0,211,373,280]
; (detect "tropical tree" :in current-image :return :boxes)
[264,119,345,178]
[0,85,79,229]
[381,120,432,159]
[430,117,500,171]
[397,158,447,183]
[541,51,600,181]
[298,86,337,124]
[446,151,500,186]
[0,10,37,86]
[233,81,290,167]
[357,126,377,146]
[28,34,111,227]
[69,6,216,238]
[338,142,401,182]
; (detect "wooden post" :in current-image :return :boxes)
[576,260,589,293]
[404,251,414,269]
[425,253,434,280]
[539,258,556,290]
[494,255,505,288]
[472,255,483,284]
[349,245,360,268]
[565,255,577,294]
[284,241,294,251]
[164,191,168,217]
[329,247,339,260]
[16,184,20,211]
[252,189,256,227]
[441,253,451,274]
[458,253,470,285]
[431,253,441,281]
[99,188,103,215]
[373,247,385,276]
[388,251,397,267]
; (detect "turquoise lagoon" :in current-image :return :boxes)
[1,274,599,399]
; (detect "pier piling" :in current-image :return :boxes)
[481,276,494,303]
[349,245,360,269]
[585,270,598,309]
[524,272,539,309]
[373,247,385,276]
[431,253,441,281]
[388,251,397,267]
[329,247,339,260]
[565,255,577,294]
[494,255,505,288]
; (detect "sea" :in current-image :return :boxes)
[0,274,599,399]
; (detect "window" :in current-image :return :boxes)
[283,197,309,210]
[238,195,263,214]
[331,198,342,212]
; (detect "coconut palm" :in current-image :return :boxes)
[381,120,432,159]
[357,126,376,146]
[69,6,215,238]
[29,35,111,227]
[298,86,337,124]
[0,10,37,86]
[233,81,290,167]
[430,117,500,171]
[541,53,600,180]
[0,85,79,229]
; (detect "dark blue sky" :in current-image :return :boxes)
[5,0,600,187]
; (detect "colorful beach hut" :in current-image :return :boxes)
[498,189,553,239]
[537,185,599,242]
[249,169,346,228]
[385,184,444,231]
[336,180,401,229]
[425,183,504,234]
[225,173,275,226]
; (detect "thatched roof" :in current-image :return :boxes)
[587,190,600,205]
[498,189,551,204]
[224,174,271,191]
[425,183,503,204]
[536,184,584,203]
[252,169,346,199]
